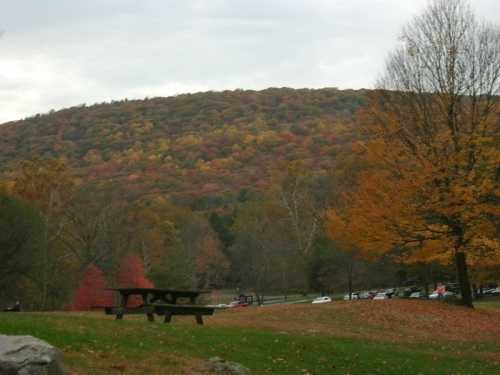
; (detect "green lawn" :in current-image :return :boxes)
[0,312,498,374]
[475,298,500,311]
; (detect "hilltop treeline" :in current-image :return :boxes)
[0,88,363,207]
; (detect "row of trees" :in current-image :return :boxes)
[1,156,440,310]
[211,162,461,302]
[0,158,230,310]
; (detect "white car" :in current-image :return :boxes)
[409,291,423,298]
[429,291,440,299]
[343,293,359,300]
[211,303,229,309]
[312,296,332,304]
[429,291,456,299]
[373,293,389,300]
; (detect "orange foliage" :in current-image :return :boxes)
[327,96,499,270]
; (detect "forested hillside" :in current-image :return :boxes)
[1,87,486,311]
[0,88,386,310]
[0,88,364,207]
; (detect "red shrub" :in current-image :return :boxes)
[70,264,113,310]
[115,253,154,306]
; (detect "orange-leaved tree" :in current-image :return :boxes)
[328,0,500,307]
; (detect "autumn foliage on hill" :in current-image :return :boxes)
[70,264,113,310]
[0,88,363,205]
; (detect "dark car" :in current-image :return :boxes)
[385,288,397,298]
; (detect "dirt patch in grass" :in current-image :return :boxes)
[210,300,500,345]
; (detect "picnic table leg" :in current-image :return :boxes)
[164,312,172,323]
[117,293,130,320]
[190,296,196,304]
[195,314,204,325]
[141,292,155,322]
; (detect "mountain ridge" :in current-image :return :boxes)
[0,87,365,207]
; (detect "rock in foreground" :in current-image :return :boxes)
[0,335,64,375]
[208,356,252,375]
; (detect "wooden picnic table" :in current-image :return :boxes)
[104,288,213,325]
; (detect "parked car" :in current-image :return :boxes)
[358,291,371,299]
[312,296,332,304]
[403,287,421,297]
[343,292,359,301]
[368,291,378,299]
[491,287,500,295]
[208,303,229,309]
[385,288,396,298]
[373,292,389,300]
[429,291,440,299]
[228,301,249,308]
[409,291,424,299]
[429,290,455,299]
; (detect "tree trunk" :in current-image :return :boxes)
[472,284,478,300]
[347,262,353,300]
[455,252,473,308]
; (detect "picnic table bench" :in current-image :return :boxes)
[153,303,215,325]
[104,288,213,325]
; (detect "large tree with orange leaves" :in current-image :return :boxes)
[328,0,499,307]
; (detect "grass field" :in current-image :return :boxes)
[475,299,500,311]
[0,299,499,374]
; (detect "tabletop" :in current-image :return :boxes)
[108,288,210,295]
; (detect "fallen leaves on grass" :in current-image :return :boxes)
[211,300,500,345]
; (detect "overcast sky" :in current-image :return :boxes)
[0,0,499,123]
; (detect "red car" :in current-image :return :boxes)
[228,301,249,308]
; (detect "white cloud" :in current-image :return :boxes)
[0,0,498,123]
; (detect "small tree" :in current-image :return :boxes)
[0,191,43,305]
[116,253,153,306]
[70,264,113,311]
[229,199,303,303]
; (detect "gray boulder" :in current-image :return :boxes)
[208,356,251,375]
[0,335,65,375]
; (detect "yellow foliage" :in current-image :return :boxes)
[326,98,499,270]
[177,134,202,147]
